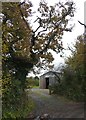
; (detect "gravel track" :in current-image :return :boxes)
[28,88,84,118]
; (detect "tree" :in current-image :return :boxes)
[2,1,75,117]
[2,0,75,83]
[2,2,35,118]
[66,35,85,81]
[59,35,86,101]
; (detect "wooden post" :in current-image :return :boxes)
[48,84,52,95]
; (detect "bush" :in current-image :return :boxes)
[3,93,34,118]
[26,77,39,88]
[51,67,85,102]
[51,84,64,95]
[2,74,35,118]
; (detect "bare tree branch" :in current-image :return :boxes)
[34,17,43,32]
[78,21,86,28]
[18,1,25,6]
[34,26,41,33]
[68,45,75,53]
[37,28,47,36]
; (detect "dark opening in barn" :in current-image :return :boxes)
[45,77,49,89]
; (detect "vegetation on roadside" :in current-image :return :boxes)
[51,35,86,102]
[2,73,35,118]
[26,76,39,88]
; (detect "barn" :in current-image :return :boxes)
[39,71,61,89]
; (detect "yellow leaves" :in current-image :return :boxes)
[38,52,54,63]
[2,74,11,94]
[48,32,52,36]
[2,43,9,53]
[51,16,58,22]
[66,35,86,71]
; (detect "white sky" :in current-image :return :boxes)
[27,0,85,76]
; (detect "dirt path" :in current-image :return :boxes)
[28,88,84,118]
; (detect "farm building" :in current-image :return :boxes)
[39,71,61,89]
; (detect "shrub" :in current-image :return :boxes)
[2,74,35,118]
[51,66,84,102]
[26,77,39,88]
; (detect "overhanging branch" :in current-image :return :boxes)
[39,31,57,54]
[78,21,86,28]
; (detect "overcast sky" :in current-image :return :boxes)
[27,0,85,76]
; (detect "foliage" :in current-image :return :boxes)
[52,35,86,101]
[66,35,86,95]
[2,1,75,118]
[26,77,39,88]
[2,2,34,118]
[31,0,75,70]
[2,1,75,82]
[2,71,35,118]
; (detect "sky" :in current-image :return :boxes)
[27,0,85,76]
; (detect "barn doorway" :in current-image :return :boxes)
[45,77,49,89]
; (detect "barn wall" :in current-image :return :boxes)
[39,76,46,89]
[39,71,60,89]
[39,76,56,89]
[49,76,55,85]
